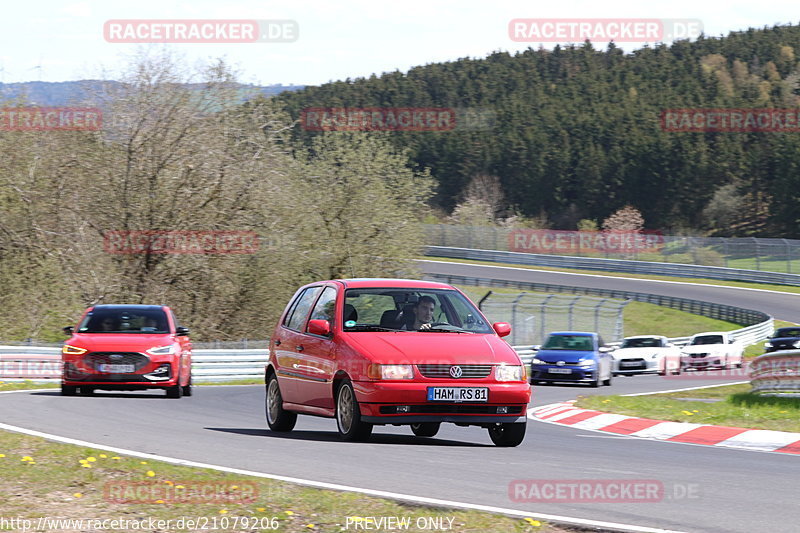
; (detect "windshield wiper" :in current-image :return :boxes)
[345,325,401,332]
[418,325,470,333]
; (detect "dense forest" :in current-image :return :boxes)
[276,24,800,237]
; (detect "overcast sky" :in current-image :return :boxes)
[2,0,796,86]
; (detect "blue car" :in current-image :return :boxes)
[530,332,614,387]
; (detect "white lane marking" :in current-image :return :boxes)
[714,430,800,452]
[0,418,685,533]
[420,259,800,297]
[622,382,750,396]
[631,422,702,440]
[571,413,630,430]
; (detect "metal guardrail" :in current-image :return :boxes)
[0,347,270,382]
[426,246,800,287]
[750,350,800,395]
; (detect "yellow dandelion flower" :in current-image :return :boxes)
[0,454,6,458]
[155,500,165,504]
[524,517,541,526]
[681,410,693,416]
[163,480,174,486]
[99,454,107,459]
[73,493,83,498]
[21,456,32,461]
[692,410,699,413]
[146,471,155,477]
[285,511,294,516]
[140,461,148,464]
[112,457,121,460]
[86,457,96,462]
[176,485,185,489]
[79,460,88,464]
[256,508,266,512]
[219,510,228,515]
[305,525,314,529]
[231,485,238,489]
[81,464,92,468]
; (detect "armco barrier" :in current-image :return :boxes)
[750,350,800,394]
[426,246,800,287]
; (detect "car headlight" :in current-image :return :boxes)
[495,365,524,382]
[368,364,414,380]
[62,344,87,355]
[531,357,547,365]
[147,344,176,355]
[578,359,596,367]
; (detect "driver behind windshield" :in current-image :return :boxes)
[402,295,436,331]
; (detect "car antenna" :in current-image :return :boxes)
[345,237,356,278]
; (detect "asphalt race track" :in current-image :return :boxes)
[3,262,800,533]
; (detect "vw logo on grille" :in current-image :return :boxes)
[449,365,463,378]
[556,361,566,366]
[110,354,124,360]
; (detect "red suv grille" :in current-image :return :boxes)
[84,352,150,371]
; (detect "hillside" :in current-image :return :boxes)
[276,24,800,237]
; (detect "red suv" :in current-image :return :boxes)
[61,304,192,398]
[265,279,531,446]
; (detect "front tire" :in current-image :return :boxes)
[182,375,192,397]
[410,422,440,437]
[488,422,526,447]
[61,385,76,396]
[265,373,297,432]
[336,380,373,441]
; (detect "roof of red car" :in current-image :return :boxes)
[326,278,455,289]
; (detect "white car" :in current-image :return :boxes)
[612,335,682,376]
[680,331,744,371]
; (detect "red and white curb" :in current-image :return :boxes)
[529,401,800,455]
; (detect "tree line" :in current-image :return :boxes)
[276,24,800,236]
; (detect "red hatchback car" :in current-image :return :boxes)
[61,304,192,398]
[265,279,531,446]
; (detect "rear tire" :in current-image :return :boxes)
[410,422,440,437]
[265,373,297,432]
[61,385,77,396]
[488,422,526,447]
[336,380,373,441]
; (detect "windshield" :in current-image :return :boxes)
[78,308,170,334]
[342,288,492,333]
[542,334,594,351]
[690,335,724,345]
[775,328,800,338]
[620,337,663,348]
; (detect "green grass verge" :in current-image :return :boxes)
[0,429,562,533]
[574,384,800,432]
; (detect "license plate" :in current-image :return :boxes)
[548,368,572,374]
[427,387,488,402]
[620,361,643,368]
[98,364,135,373]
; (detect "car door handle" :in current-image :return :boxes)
[296,345,304,352]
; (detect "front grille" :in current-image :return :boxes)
[379,405,524,415]
[689,353,709,358]
[416,364,492,379]
[618,358,646,369]
[83,352,150,372]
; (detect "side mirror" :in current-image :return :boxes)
[63,326,74,335]
[175,326,190,336]
[599,346,613,353]
[492,322,511,338]
[307,319,331,336]
[531,345,541,351]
